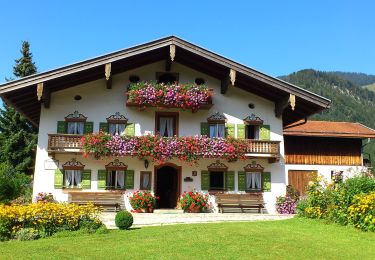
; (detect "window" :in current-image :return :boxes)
[64,169,82,188]
[209,123,225,138]
[107,170,125,189]
[67,122,84,135]
[246,172,262,191]
[210,171,225,190]
[246,125,260,139]
[156,112,178,137]
[109,123,126,135]
[140,171,152,190]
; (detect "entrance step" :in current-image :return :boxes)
[154,209,184,214]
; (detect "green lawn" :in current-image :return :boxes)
[2,218,375,259]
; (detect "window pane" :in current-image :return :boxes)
[67,122,76,134]
[217,124,225,138]
[109,123,117,135]
[77,123,84,135]
[210,171,224,190]
[209,124,217,138]
[118,124,126,135]
[141,172,151,190]
[246,172,261,190]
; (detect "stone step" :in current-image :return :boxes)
[153,209,184,214]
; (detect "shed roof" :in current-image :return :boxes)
[284,120,375,138]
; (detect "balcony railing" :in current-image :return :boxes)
[48,134,83,153]
[48,134,280,159]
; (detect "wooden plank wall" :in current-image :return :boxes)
[288,170,318,196]
[284,136,362,165]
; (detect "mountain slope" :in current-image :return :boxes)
[279,69,375,167]
[363,83,375,93]
[326,71,375,87]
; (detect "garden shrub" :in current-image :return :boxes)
[115,210,133,230]
[299,174,375,231]
[0,202,102,240]
[130,191,158,213]
[14,228,40,241]
[0,219,12,241]
[276,185,299,214]
[178,191,209,213]
[0,163,31,204]
[95,225,109,234]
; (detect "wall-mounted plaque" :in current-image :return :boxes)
[44,159,59,170]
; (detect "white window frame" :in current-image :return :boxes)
[209,123,225,138]
[245,172,262,191]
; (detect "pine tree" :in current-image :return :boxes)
[0,41,38,174]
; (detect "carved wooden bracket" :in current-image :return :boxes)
[275,94,296,118]
[221,76,229,94]
[229,69,236,86]
[37,83,43,101]
[105,63,112,89]
[170,44,176,61]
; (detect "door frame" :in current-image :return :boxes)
[154,163,182,208]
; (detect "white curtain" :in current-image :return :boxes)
[67,122,76,134]
[218,124,225,138]
[107,171,112,187]
[160,117,174,137]
[160,117,167,136]
[77,123,84,135]
[74,170,82,187]
[109,124,117,135]
[142,173,150,189]
[209,124,217,138]
[118,124,126,135]
[65,170,73,187]
[166,118,173,137]
[117,171,125,188]
[246,172,261,190]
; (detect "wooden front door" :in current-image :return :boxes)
[288,170,318,196]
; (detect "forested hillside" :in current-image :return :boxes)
[279,69,375,167]
[326,71,375,87]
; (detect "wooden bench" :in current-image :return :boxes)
[68,192,124,212]
[215,193,266,213]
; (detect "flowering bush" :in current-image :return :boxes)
[129,191,158,213]
[83,133,247,164]
[0,202,102,240]
[126,81,212,111]
[35,192,55,203]
[276,186,299,214]
[81,130,111,159]
[347,192,375,231]
[179,191,209,213]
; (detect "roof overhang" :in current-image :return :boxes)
[0,36,331,127]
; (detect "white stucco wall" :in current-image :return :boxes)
[33,61,286,213]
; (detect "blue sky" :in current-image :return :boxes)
[0,1,374,90]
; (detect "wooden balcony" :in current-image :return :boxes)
[48,134,83,154]
[48,134,280,162]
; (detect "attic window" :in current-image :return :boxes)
[207,112,227,138]
[157,72,179,84]
[129,75,140,83]
[195,78,205,85]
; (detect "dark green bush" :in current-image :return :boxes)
[0,163,31,204]
[296,199,309,216]
[115,210,133,230]
[79,218,103,232]
[0,219,12,241]
[95,225,109,234]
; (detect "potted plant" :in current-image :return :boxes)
[179,191,209,213]
[129,191,158,213]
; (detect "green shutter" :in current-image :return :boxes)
[238,171,246,191]
[259,125,271,140]
[200,122,209,136]
[57,121,67,134]
[125,123,135,136]
[54,169,64,189]
[225,171,235,191]
[201,170,210,190]
[226,123,235,138]
[125,170,135,189]
[99,122,109,133]
[262,172,271,192]
[98,170,107,189]
[84,122,94,134]
[81,170,91,189]
[237,124,246,139]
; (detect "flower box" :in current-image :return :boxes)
[126,81,213,112]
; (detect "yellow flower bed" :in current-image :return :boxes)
[348,192,375,231]
[304,206,323,219]
[0,202,102,235]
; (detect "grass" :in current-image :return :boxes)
[363,82,375,92]
[2,218,375,259]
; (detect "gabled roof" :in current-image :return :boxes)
[284,120,375,138]
[0,36,331,126]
